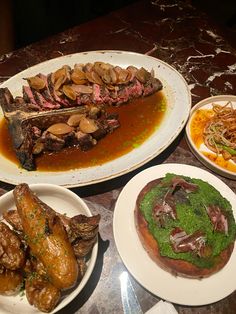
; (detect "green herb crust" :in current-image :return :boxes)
[139,173,236,268]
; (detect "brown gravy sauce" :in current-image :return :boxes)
[0,92,166,171]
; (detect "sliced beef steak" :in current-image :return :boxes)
[0,62,163,170]
[20,62,163,110]
[0,88,120,170]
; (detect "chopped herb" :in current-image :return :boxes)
[140,173,236,268]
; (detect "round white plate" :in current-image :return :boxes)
[113,163,236,306]
[186,95,236,180]
[0,50,191,187]
[0,184,98,314]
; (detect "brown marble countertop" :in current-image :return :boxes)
[0,1,236,313]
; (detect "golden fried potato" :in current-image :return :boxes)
[25,275,61,313]
[0,222,25,270]
[0,268,23,295]
[3,209,23,231]
[13,183,79,290]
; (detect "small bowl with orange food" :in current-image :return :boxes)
[186,95,236,180]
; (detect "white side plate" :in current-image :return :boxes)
[113,163,236,306]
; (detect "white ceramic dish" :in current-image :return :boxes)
[0,50,191,187]
[113,163,236,306]
[186,95,236,180]
[0,184,98,314]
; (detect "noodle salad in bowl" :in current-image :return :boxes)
[203,101,236,163]
[186,95,236,180]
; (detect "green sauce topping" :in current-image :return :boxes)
[139,173,236,268]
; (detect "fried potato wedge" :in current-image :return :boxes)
[0,268,23,295]
[0,221,25,270]
[25,275,61,313]
[13,183,79,290]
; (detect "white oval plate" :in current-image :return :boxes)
[0,50,191,187]
[0,184,98,314]
[113,163,236,306]
[186,95,236,180]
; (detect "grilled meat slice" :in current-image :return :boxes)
[0,91,119,170]
[0,62,162,171]
[0,87,14,112]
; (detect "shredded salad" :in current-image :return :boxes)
[203,101,236,162]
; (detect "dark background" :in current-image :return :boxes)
[0,0,236,55]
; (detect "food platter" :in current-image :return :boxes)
[0,184,98,314]
[186,95,236,180]
[113,163,236,306]
[0,50,191,187]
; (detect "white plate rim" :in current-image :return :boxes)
[113,163,236,306]
[0,183,98,314]
[185,95,236,180]
[0,50,191,187]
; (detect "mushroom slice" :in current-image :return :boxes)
[63,65,71,79]
[84,63,94,73]
[71,84,93,94]
[25,76,46,90]
[135,67,151,83]
[54,75,66,91]
[117,69,132,84]
[127,66,138,79]
[93,62,106,77]
[127,65,138,73]
[93,62,112,76]
[67,114,85,127]
[74,63,85,71]
[101,70,112,85]
[62,85,77,100]
[51,65,70,88]
[55,89,63,97]
[32,141,44,155]
[79,117,99,133]
[109,67,118,84]
[86,71,103,85]
[47,123,74,135]
[100,62,113,71]
[71,69,87,85]
[106,84,117,91]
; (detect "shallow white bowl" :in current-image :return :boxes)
[0,184,98,314]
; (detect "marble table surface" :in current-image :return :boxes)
[0,1,235,313]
